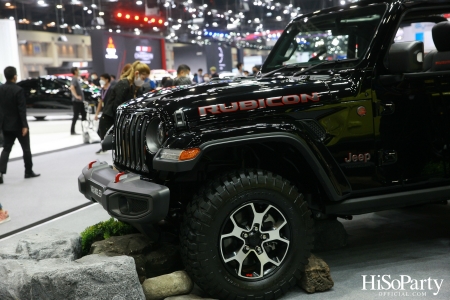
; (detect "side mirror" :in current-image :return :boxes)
[387,41,424,74]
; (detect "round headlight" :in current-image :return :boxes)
[146,118,165,154]
[157,122,165,145]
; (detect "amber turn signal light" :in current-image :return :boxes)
[179,148,201,161]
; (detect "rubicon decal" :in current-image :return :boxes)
[198,93,320,116]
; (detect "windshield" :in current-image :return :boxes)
[262,4,387,73]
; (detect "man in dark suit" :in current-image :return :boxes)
[0,66,40,184]
[94,73,115,154]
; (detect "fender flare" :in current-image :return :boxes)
[153,132,351,201]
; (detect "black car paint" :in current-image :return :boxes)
[18,76,99,117]
[104,0,450,217]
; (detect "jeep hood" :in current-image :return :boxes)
[119,76,332,124]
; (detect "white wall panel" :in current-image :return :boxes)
[0,20,21,82]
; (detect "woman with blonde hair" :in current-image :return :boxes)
[98,61,150,145]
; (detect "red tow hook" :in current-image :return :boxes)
[88,160,97,169]
[114,172,127,183]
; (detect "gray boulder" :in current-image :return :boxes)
[0,258,68,299]
[142,271,193,300]
[0,228,81,261]
[0,255,145,300]
[299,254,334,293]
[90,233,158,281]
[90,234,184,281]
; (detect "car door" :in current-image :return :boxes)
[39,78,73,110]
[18,79,40,108]
[373,9,450,187]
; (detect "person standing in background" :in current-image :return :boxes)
[252,65,261,76]
[172,64,192,86]
[210,66,219,78]
[94,73,114,154]
[0,66,40,184]
[235,62,245,77]
[69,67,86,135]
[99,61,150,139]
[90,72,100,87]
[193,68,204,84]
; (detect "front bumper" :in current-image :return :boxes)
[78,161,170,224]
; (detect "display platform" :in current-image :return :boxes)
[0,143,111,238]
[9,116,88,160]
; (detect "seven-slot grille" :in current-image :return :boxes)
[113,110,152,173]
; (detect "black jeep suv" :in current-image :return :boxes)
[79,0,450,299]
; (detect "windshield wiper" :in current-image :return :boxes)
[292,60,341,77]
[262,63,305,78]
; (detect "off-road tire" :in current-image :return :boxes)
[180,169,314,300]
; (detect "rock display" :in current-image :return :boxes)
[0,255,145,300]
[0,228,335,300]
[0,228,81,261]
[90,233,158,281]
[142,271,193,300]
[299,254,334,293]
[313,218,348,251]
[90,234,184,281]
[33,254,145,300]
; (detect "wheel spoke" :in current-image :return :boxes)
[220,214,245,241]
[223,246,249,265]
[255,249,281,278]
[250,203,272,228]
[264,220,289,245]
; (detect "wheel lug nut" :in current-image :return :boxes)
[253,226,258,232]
[261,234,267,240]
[244,245,250,251]
[255,246,261,253]
[242,233,248,238]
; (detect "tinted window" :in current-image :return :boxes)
[41,79,63,90]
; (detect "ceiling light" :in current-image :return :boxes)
[116,29,121,33]
[9,16,14,20]
[5,2,11,7]
[91,4,97,8]
[109,29,112,32]
[87,10,92,14]
[99,11,104,16]
[136,0,142,5]
[37,0,45,5]
[83,7,88,10]
[96,25,101,29]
